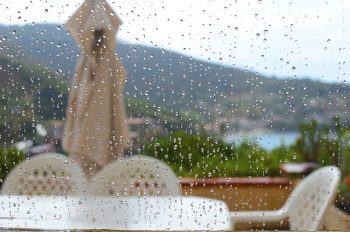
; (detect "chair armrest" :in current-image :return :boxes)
[230,209,287,223]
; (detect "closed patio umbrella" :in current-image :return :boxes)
[62,0,129,178]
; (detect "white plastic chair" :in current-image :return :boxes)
[230,166,340,231]
[87,155,181,196]
[2,153,86,196]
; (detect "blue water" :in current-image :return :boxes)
[223,132,299,151]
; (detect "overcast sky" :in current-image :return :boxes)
[0,0,349,83]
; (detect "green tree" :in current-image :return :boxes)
[0,146,26,184]
[144,131,290,177]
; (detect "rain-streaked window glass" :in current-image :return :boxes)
[0,0,349,231]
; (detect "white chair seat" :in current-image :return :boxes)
[2,153,86,196]
[87,155,181,196]
[230,166,340,231]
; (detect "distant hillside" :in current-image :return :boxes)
[0,53,196,144]
[0,24,349,132]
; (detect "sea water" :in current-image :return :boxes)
[223,132,299,151]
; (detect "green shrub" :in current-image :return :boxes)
[0,146,26,183]
[144,131,295,177]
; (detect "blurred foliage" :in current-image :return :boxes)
[144,117,350,200]
[294,118,343,165]
[0,146,26,184]
[144,130,299,177]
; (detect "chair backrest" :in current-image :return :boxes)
[282,166,340,231]
[87,155,181,196]
[2,153,86,196]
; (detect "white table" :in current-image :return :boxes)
[0,195,232,231]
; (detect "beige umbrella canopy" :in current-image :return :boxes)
[62,0,129,178]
